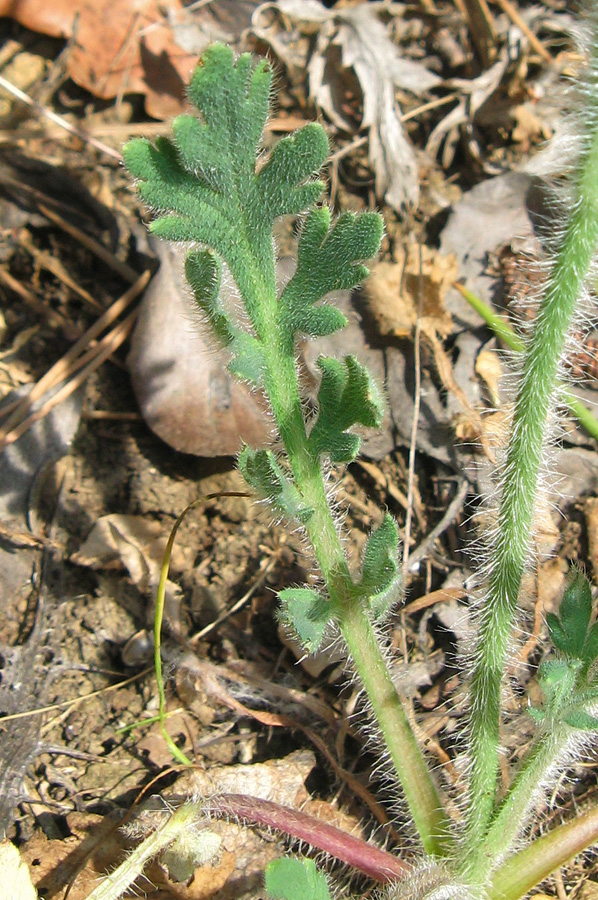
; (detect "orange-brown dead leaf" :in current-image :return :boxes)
[0,0,198,118]
[475,347,503,406]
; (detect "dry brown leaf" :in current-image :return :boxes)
[0,0,197,118]
[364,246,457,339]
[0,52,45,122]
[71,513,176,586]
[182,749,315,806]
[426,53,510,166]
[266,0,440,210]
[511,103,552,149]
[70,514,183,632]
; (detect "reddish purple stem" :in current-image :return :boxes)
[208,793,409,883]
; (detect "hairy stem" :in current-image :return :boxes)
[209,793,410,882]
[341,601,452,855]
[467,725,569,880]
[487,805,598,900]
[465,96,598,849]
[85,802,204,900]
[259,318,451,857]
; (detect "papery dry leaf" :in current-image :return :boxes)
[474,408,510,452]
[475,347,502,406]
[511,103,552,149]
[0,52,45,122]
[182,749,315,806]
[71,514,173,587]
[0,0,197,119]
[364,246,456,340]
[264,0,440,210]
[1,842,37,900]
[70,514,183,632]
[426,53,510,166]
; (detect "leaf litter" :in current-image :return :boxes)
[2,2,598,898]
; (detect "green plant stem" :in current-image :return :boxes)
[465,117,598,852]
[259,320,451,857]
[487,805,598,900]
[454,282,598,441]
[341,600,452,855]
[467,725,568,880]
[85,801,204,900]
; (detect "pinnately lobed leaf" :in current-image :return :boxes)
[125,37,457,868]
[307,355,386,464]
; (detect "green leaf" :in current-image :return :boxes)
[537,659,577,705]
[547,568,597,666]
[279,208,383,345]
[265,858,332,900]
[583,621,598,665]
[124,44,329,331]
[228,332,266,387]
[278,588,331,653]
[184,250,265,386]
[357,514,401,609]
[563,709,598,730]
[185,250,233,346]
[238,447,313,523]
[532,658,584,724]
[256,125,329,222]
[307,356,385,463]
[187,44,271,180]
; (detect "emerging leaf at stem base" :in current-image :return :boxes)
[530,568,598,731]
[546,567,598,671]
[238,447,313,524]
[278,587,331,653]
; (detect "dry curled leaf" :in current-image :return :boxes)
[70,514,184,632]
[71,513,173,588]
[258,0,440,210]
[475,347,503,407]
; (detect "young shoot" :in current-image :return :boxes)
[111,20,598,900]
